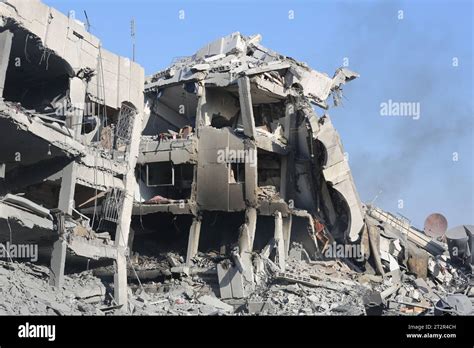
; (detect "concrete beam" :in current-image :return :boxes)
[0,200,54,230]
[186,217,202,265]
[68,236,118,260]
[0,108,86,157]
[0,30,13,98]
[153,100,188,129]
[367,206,446,256]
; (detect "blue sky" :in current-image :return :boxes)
[44,0,474,230]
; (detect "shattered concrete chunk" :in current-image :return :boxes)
[198,295,234,313]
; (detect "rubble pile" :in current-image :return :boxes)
[0,216,473,316]
[0,261,104,315]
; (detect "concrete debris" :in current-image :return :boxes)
[197,295,234,313]
[434,294,473,316]
[0,0,471,316]
[288,242,311,262]
[0,260,104,315]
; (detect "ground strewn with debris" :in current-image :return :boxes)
[0,261,104,315]
[1,239,472,316]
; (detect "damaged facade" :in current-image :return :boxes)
[0,0,472,316]
[134,32,365,299]
[0,0,144,306]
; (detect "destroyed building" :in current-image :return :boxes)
[133,32,365,298]
[0,0,472,316]
[0,0,144,306]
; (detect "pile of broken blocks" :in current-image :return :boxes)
[1,221,472,316]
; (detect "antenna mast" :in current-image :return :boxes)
[83,10,91,33]
[130,18,136,62]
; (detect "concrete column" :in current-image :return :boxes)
[320,182,337,229]
[113,247,128,307]
[239,208,257,294]
[69,77,86,140]
[201,89,213,127]
[282,214,293,257]
[237,76,256,139]
[49,212,66,287]
[274,211,286,271]
[114,107,144,307]
[244,143,258,206]
[280,156,288,200]
[128,226,135,250]
[239,207,257,253]
[57,162,77,215]
[49,239,67,287]
[283,102,296,207]
[195,84,208,134]
[368,224,385,276]
[49,163,77,287]
[283,103,294,141]
[247,208,257,247]
[0,30,13,99]
[238,76,258,205]
[186,217,202,265]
